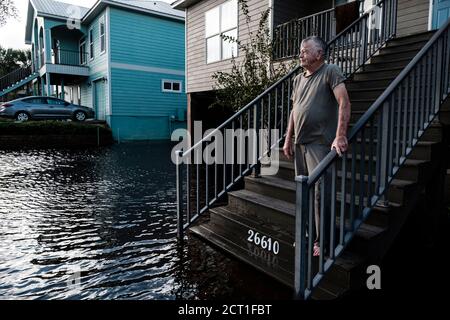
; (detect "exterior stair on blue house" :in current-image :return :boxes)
[0,66,38,99]
[175,0,450,300]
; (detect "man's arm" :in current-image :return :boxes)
[283,110,295,159]
[331,82,351,156]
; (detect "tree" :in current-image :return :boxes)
[211,0,295,113]
[0,0,18,28]
[0,45,31,77]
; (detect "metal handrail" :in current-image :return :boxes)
[273,8,336,60]
[183,2,379,157]
[51,49,88,66]
[176,0,395,240]
[0,65,33,92]
[295,6,450,300]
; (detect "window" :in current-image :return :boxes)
[205,0,238,63]
[46,98,67,105]
[162,80,182,93]
[24,98,47,104]
[89,29,94,59]
[79,37,86,65]
[99,16,106,54]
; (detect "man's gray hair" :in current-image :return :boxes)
[302,36,327,59]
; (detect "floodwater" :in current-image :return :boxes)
[0,142,291,300]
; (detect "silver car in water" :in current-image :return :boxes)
[0,96,95,122]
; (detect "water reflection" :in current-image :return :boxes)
[0,142,291,299]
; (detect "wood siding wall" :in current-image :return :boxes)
[186,0,268,93]
[397,0,430,36]
[186,0,335,93]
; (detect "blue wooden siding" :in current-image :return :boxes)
[109,8,185,70]
[108,7,186,140]
[94,79,106,120]
[80,9,109,114]
[110,68,186,139]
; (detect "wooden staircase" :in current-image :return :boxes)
[188,31,449,299]
[0,66,38,98]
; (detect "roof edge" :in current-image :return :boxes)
[83,0,185,23]
[172,0,202,10]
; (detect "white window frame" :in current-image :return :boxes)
[77,86,81,105]
[79,37,87,65]
[99,16,106,55]
[205,0,238,64]
[89,28,94,60]
[161,79,183,93]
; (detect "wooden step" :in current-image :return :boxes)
[348,99,377,111]
[352,67,404,81]
[247,165,397,229]
[371,48,420,62]
[378,40,427,54]
[191,206,370,294]
[227,189,295,234]
[337,149,433,183]
[362,57,413,72]
[385,31,434,47]
[345,77,394,89]
[347,87,386,100]
[245,175,296,203]
[268,156,414,205]
[349,122,444,142]
[348,139,442,161]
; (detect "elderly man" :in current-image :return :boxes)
[283,36,351,256]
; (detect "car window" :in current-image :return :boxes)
[24,98,47,104]
[47,98,67,105]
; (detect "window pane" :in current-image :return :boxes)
[222,29,237,60]
[207,35,221,63]
[173,82,180,91]
[205,7,220,37]
[101,36,105,52]
[163,82,171,90]
[221,0,237,31]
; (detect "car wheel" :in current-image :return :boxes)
[15,112,30,122]
[74,111,86,122]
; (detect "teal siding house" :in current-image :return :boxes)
[23,0,186,140]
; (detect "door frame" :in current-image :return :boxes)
[92,77,106,121]
[429,0,450,30]
[429,0,434,30]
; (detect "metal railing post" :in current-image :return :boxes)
[294,175,309,300]
[379,102,389,196]
[176,150,184,240]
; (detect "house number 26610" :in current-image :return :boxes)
[247,230,279,255]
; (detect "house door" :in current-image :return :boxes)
[94,80,106,120]
[432,0,450,29]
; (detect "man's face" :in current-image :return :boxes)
[299,41,322,68]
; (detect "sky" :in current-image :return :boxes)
[0,0,175,50]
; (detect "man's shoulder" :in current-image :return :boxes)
[325,63,344,75]
[325,63,342,72]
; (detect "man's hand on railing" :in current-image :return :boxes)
[331,135,348,157]
[283,137,294,160]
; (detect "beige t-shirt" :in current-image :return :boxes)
[291,63,345,145]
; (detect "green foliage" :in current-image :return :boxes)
[0,45,32,77]
[211,0,296,113]
[0,120,111,136]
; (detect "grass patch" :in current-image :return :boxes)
[0,120,111,135]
